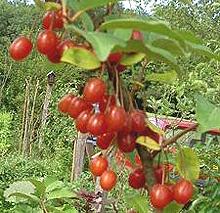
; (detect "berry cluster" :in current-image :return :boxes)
[150,179,193,209]
[9,9,79,63]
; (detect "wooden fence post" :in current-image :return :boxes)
[38,72,56,150]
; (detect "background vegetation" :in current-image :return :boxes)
[0,0,219,212]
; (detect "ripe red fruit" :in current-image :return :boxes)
[87,113,108,136]
[100,170,117,191]
[47,49,61,63]
[97,133,115,150]
[89,156,108,176]
[154,165,165,184]
[131,30,144,41]
[57,39,75,56]
[83,78,106,103]
[75,110,92,133]
[120,113,133,134]
[167,184,174,196]
[150,184,172,209]
[37,30,58,55]
[42,10,64,30]
[58,93,75,114]
[130,110,146,132]
[108,52,122,64]
[9,36,33,61]
[98,95,116,112]
[116,64,126,72]
[173,179,193,204]
[106,106,127,132]
[128,168,146,189]
[117,133,136,153]
[68,97,92,119]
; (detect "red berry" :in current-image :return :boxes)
[47,48,61,63]
[120,113,133,134]
[131,30,144,41]
[9,36,33,61]
[97,133,115,150]
[117,133,136,153]
[173,179,193,204]
[87,113,108,136]
[89,156,108,176]
[42,10,64,30]
[108,52,122,64]
[106,106,127,132]
[130,110,146,132]
[128,168,145,189]
[98,95,116,112]
[68,97,92,119]
[100,170,117,191]
[37,30,58,55]
[58,93,75,114]
[116,64,126,72]
[57,39,75,56]
[75,110,92,133]
[83,78,106,103]
[154,165,165,184]
[150,184,172,209]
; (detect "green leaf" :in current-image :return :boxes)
[65,1,94,31]
[9,192,40,203]
[145,70,178,84]
[116,40,179,71]
[113,29,132,41]
[121,53,146,66]
[83,32,127,61]
[4,181,36,203]
[43,176,57,187]
[176,147,200,181]
[34,0,44,9]
[125,194,149,213]
[152,38,185,56]
[187,42,220,61]
[175,30,203,44]
[46,180,65,193]
[61,47,101,70]
[28,179,46,197]
[47,188,76,200]
[195,95,220,133]
[75,0,119,11]
[100,19,183,42]
[136,136,161,151]
[44,2,61,11]
[164,202,183,213]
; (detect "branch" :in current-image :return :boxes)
[153,123,198,157]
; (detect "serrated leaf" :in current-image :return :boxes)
[145,70,177,84]
[61,47,101,70]
[47,188,76,200]
[28,179,46,197]
[125,195,149,213]
[121,53,146,65]
[4,181,35,203]
[164,202,183,213]
[195,95,220,133]
[44,2,61,11]
[176,148,200,181]
[136,136,161,151]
